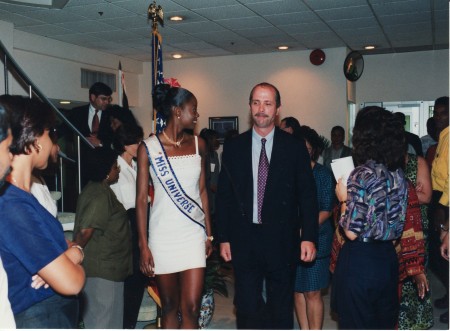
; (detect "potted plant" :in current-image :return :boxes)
[198,250,229,328]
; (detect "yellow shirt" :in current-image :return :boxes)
[431,126,449,206]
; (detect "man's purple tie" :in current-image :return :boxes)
[257,138,269,223]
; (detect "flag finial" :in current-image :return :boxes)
[148,1,164,32]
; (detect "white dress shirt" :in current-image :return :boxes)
[110,155,137,211]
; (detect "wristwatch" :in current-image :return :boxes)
[206,236,214,242]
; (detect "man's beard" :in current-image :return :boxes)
[0,166,11,188]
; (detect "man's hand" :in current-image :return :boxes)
[87,134,102,147]
[300,241,316,262]
[220,242,232,262]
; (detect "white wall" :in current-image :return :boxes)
[142,47,349,138]
[357,50,449,104]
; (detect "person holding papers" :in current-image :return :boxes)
[136,84,213,329]
[333,106,408,329]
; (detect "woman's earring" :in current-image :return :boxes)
[106,174,110,180]
[177,112,181,119]
[37,143,43,152]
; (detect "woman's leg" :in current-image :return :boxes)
[304,290,324,329]
[179,268,205,329]
[294,292,309,329]
[156,273,181,329]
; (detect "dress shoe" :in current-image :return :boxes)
[440,311,449,324]
[435,294,449,309]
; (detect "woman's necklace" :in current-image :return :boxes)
[162,129,184,148]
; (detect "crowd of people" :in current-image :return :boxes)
[0,81,447,330]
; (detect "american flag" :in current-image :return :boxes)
[152,30,165,133]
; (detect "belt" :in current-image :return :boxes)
[357,237,378,243]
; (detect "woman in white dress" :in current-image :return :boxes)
[136,84,213,329]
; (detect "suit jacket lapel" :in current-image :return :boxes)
[242,130,254,220]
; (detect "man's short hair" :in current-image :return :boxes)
[249,82,281,108]
[435,96,449,110]
[331,125,345,135]
[89,82,112,97]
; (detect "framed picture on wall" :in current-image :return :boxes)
[208,116,239,144]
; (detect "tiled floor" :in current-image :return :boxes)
[138,269,448,330]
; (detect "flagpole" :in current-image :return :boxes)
[118,61,123,107]
[149,1,165,134]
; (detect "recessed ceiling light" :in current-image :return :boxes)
[278,46,289,50]
[170,16,184,21]
[59,100,71,104]
[364,45,376,50]
[172,54,182,59]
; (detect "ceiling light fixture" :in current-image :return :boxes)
[59,100,71,104]
[364,45,376,50]
[172,54,182,59]
[170,16,184,21]
[278,46,289,50]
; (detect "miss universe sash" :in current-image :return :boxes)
[143,135,205,231]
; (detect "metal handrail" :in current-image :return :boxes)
[0,39,95,204]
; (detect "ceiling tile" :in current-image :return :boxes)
[216,16,272,30]
[191,48,234,57]
[63,3,136,20]
[21,9,85,23]
[303,0,368,10]
[246,0,309,15]
[327,17,379,30]
[112,0,186,14]
[315,5,373,21]
[16,24,73,36]
[264,11,320,25]
[100,15,149,29]
[0,11,44,26]
[54,20,116,33]
[194,4,256,20]
[170,21,225,34]
[279,21,330,34]
[171,0,236,10]
[235,26,287,38]
[378,12,430,26]
[371,0,430,16]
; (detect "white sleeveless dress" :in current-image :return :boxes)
[148,136,206,274]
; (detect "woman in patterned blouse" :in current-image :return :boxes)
[333,106,408,329]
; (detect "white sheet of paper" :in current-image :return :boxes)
[330,156,354,183]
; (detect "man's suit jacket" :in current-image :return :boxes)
[62,105,114,188]
[67,104,114,148]
[216,128,319,268]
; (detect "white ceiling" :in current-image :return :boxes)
[0,0,448,61]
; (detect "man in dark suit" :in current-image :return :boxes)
[216,82,318,329]
[66,82,114,187]
[322,125,352,171]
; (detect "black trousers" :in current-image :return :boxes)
[232,225,296,330]
[333,240,399,330]
[428,190,449,294]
